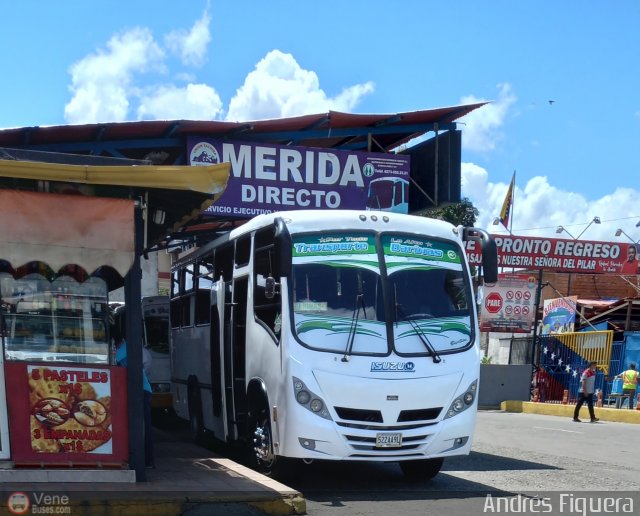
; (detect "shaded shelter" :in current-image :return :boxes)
[0,154,230,481]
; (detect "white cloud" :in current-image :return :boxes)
[137,83,223,120]
[225,50,374,121]
[462,162,640,242]
[64,27,165,124]
[459,83,517,152]
[165,8,211,67]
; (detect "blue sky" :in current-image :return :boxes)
[3,1,640,242]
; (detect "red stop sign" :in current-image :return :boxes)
[485,292,503,314]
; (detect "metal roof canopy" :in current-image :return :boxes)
[0,104,485,158]
[586,298,640,332]
[0,103,487,247]
[0,149,231,257]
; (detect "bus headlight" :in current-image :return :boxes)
[444,380,477,419]
[292,376,332,420]
[296,390,311,404]
[309,399,324,412]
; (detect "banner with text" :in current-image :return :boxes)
[5,362,128,465]
[479,273,537,333]
[466,234,639,274]
[541,296,578,335]
[187,137,411,217]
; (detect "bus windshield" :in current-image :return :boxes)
[290,232,473,356]
[384,234,472,354]
[291,233,387,354]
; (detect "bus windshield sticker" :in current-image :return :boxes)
[294,301,328,312]
[382,235,462,266]
[293,234,376,258]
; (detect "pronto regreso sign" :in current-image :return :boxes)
[187,137,410,217]
[466,234,638,274]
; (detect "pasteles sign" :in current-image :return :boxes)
[5,363,128,465]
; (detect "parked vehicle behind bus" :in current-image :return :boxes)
[170,209,497,479]
[110,296,171,411]
[141,296,171,410]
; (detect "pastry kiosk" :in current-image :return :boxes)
[0,158,230,478]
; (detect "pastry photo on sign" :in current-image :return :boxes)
[27,366,113,454]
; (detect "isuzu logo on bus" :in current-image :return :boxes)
[371,362,415,372]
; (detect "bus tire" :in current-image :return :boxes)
[248,407,282,477]
[399,457,444,481]
[187,381,205,444]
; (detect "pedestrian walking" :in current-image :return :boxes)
[573,361,599,423]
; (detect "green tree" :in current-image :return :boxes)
[420,197,479,227]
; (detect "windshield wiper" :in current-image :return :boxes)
[342,293,366,362]
[395,303,442,364]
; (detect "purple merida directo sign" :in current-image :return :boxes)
[187,137,411,218]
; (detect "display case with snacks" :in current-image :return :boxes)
[0,274,110,364]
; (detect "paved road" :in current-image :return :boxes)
[154,410,639,515]
[279,411,640,515]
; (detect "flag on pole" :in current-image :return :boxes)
[499,172,515,230]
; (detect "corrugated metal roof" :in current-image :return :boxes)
[0,103,487,152]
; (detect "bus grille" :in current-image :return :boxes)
[397,407,442,421]
[342,433,430,452]
[333,405,442,454]
[333,406,442,424]
[334,407,383,423]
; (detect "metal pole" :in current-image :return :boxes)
[529,270,544,400]
[125,204,146,481]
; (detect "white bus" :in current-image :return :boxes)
[170,210,497,479]
[142,296,172,410]
[110,297,172,410]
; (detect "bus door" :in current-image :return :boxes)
[0,313,11,458]
[208,281,226,440]
[222,277,248,441]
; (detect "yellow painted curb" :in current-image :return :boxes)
[500,401,640,424]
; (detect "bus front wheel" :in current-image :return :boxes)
[251,416,279,476]
[400,458,444,481]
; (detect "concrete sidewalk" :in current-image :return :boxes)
[0,427,305,516]
[501,400,640,423]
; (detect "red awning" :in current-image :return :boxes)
[0,190,134,276]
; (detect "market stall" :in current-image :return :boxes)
[0,158,229,476]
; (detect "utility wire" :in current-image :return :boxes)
[543,281,599,332]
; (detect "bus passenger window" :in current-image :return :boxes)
[216,245,234,282]
[195,258,214,325]
[253,226,281,340]
[235,236,251,267]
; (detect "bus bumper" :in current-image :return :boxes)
[279,405,477,462]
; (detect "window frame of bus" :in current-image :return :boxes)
[170,262,195,329]
[195,254,214,326]
[253,224,282,343]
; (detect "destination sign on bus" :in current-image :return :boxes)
[187,137,410,217]
[383,236,463,264]
[292,234,376,257]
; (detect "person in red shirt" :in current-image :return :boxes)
[620,244,640,274]
[573,361,599,423]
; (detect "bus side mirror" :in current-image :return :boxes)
[481,238,498,285]
[274,217,292,278]
[265,275,280,299]
[461,227,498,285]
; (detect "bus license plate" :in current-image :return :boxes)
[375,432,402,448]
